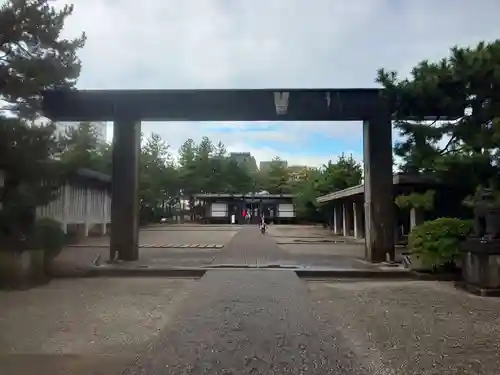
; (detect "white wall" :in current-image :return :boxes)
[210,202,228,218]
[36,183,111,235]
[277,203,295,218]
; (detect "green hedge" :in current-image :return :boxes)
[408,217,473,268]
[32,218,66,263]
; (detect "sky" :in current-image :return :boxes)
[59,0,500,167]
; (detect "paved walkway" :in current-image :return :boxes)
[48,225,239,276]
[213,225,296,265]
[124,227,366,374]
[50,224,401,276]
[3,226,500,374]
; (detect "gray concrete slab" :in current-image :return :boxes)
[137,248,218,267]
[277,243,371,269]
[50,225,240,276]
[308,280,500,374]
[269,225,408,267]
[77,225,239,246]
[143,224,242,231]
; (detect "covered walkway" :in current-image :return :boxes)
[317,174,443,243]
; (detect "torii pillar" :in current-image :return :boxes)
[363,111,395,262]
[110,116,141,261]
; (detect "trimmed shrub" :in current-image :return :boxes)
[408,217,473,269]
[32,218,66,263]
[395,190,435,211]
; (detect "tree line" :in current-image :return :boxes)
[55,122,363,222]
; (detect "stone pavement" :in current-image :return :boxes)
[2,226,500,374]
[123,227,368,374]
[51,224,395,276]
[49,225,239,276]
[268,225,407,267]
[213,225,296,265]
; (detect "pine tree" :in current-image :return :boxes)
[0,0,86,246]
[376,39,500,197]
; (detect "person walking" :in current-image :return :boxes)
[259,214,266,234]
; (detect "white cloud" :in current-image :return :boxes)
[60,0,500,166]
[105,121,362,167]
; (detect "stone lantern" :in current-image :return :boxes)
[460,188,500,296]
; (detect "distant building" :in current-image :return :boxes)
[229,152,258,172]
[287,165,309,181]
[259,159,288,173]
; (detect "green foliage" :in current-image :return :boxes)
[264,157,290,194]
[293,169,323,220]
[0,0,85,244]
[54,128,365,224]
[291,154,363,221]
[176,138,256,197]
[0,0,86,118]
[32,217,66,262]
[319,154,363,194]
[377,39,500,206]
[55,127,260,222]
[177,138,199,197]
[58,122,109,172]
[409,218,473,267]
[140,132,177,205]
[0,120,63,243]
[222,159,253,194]
[395,190,435,210]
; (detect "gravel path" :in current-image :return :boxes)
[4,226,500,374]
[308,280,500,374]
[0,278,197,354]
[126,270,368,375]
[213,225,297,265]
[121,227,368,374]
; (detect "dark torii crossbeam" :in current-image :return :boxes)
[40,88,401,262]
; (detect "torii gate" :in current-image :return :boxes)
[40,88,451,263]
